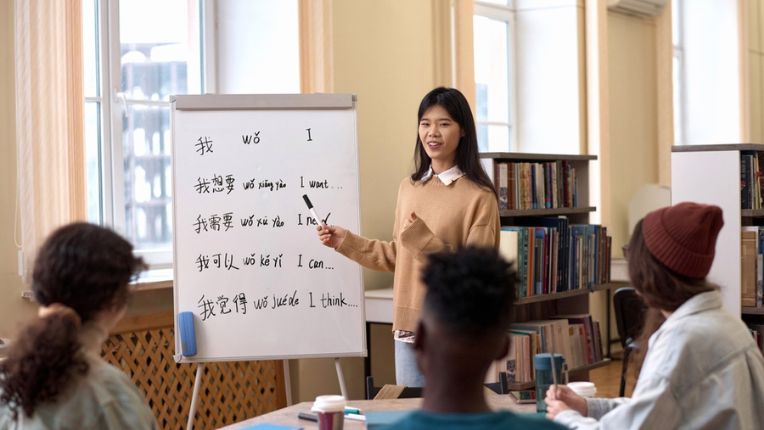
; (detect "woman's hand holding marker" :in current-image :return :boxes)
[317,224,347,249]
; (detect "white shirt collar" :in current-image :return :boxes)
[420,165,465,186]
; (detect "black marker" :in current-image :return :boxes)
[302,194,325,226]
[298,411,318,422]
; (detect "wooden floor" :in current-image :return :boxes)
[589,356,636,398]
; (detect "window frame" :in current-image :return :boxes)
[672,0,686,146]
[473,0,518,152]
[87,0,208,268]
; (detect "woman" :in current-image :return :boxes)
[0,223,158,429]
[316,87,500,386]
[546,202,764,429]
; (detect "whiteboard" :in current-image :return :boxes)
[171,94,365,362]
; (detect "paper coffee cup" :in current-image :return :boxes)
[567,382,596,398]
[312,395,346,430]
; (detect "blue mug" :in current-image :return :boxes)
[534,353,566,413]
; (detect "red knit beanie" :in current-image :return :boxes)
[641,202,724,279]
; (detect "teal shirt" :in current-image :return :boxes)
[382,410,567,430]
[0,355,158,430]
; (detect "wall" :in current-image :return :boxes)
[0,0,38,340]
[607,12,659,251]
[583,6,667,352]
[288,0,443,402]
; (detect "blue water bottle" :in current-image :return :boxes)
[534,353,565,413]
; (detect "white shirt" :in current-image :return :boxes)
[555,290,764,430]
[419,165,465,186]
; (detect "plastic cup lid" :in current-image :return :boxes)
[567,382,595,390]
[567,381,596,395]
[311,395,346,412]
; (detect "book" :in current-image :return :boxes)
[758,228,764,307]
[742,228,758,307]
[510,390,536,404]
[555,314,599,366]
[742,154,752,209]
[496,161,509,210]
[498,229,519,269]
[509,162,517,209]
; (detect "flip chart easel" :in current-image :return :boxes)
[171,94,366,428]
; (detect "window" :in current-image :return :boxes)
[672,0,685,145]
[473,0,516,152]
[84,0,204,268]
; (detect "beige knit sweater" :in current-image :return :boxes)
[336,176,500,332]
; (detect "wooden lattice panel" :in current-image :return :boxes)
[102,326,286,430]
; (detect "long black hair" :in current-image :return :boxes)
[0,223,145,419]
[410,87,497,198]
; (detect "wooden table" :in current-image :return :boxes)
[220,390,536,429]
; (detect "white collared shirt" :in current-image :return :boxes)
[555,290,764,429]
[419,165,465,186]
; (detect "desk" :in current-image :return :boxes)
[220,391,535,429]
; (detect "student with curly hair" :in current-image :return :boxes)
[0,223,157,429]
[317,87,500,387]
[383,246,565,430]
[545,202,764,429]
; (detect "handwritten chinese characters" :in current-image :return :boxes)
[195,252,331,272]
[197,290,357,321]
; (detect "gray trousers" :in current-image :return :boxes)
[394,340,425,387]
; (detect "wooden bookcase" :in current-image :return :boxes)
[672,144,764,319]
[480,153,613,390]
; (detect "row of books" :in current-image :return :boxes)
[498,220,612,297]
[741,227,764,307]
[497,315,604,385]
[493,161,579,210]
[748,324,764,353]
[740,152,764,210]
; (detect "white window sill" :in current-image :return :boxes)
[21,268,174,300]
[132,268,174,291]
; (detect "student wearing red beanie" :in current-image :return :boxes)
[545,202,764,430]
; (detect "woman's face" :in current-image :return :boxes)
[418,105,463,173]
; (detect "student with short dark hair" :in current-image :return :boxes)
[546,202,764,429]
[0,223,158,429]
[384,246,565,430]
[316,87,500,387]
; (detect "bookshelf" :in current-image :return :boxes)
[480,152,612,389]
[513,282,621,305]
[671,145,764,335]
